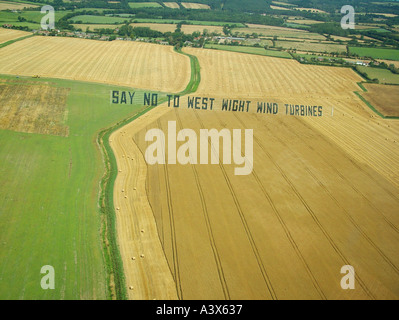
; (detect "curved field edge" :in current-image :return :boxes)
[97,49,201,300]
[98,105,156,300]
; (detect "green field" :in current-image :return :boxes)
[357,66,399,84]
[349,47,399,61]
[70,15,129,24]
[275,40,347,53]
[0,9,74,29]
[205,43,292,58]
[70,15,246,27]
[0,74,169,299]
[294,52,346,63]
[128,2,162,8]
[132,18,245,27]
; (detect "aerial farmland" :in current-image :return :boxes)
[0,0,399,304]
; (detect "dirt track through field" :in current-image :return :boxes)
[112,46,399,299]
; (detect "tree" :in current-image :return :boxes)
[223,25,231,36]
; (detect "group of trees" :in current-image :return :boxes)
[92,22,202,48]
[117,24,163,38]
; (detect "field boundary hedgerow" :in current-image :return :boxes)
[355,81,399,120]
[0,34,35,49]
[97,47,201,299]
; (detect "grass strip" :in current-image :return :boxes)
[0,34,34,49]
[98,47,201,299]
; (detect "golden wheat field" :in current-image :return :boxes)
[0,27,31,44]
[163,2,180,9]
[0,36,190,92]
[2,34,398,300]
[181,2,211,9]
[0,0,38,10]
[111,46,399,300]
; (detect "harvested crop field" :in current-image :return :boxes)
[128,23,222,34]
[0,36,191,92]
[112,47,399,299]
[361,83,399,117]
[270,5,291,10]
[0,0,38,10]
[275,40,347,53]
[163,2,180,9]
[237,24,325,40]
[181,2,210,9]
[183,47,361,97]
[0,27,31,44]
[131,23,176,33]
[182,24,223,34]
[0,81,69,136]
[72,24,122,31]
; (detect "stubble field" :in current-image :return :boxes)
[1,33,399,300]
[111,47,399,299]
[0,27,31,44]
[0,36,191,92]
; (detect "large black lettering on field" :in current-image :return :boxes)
[111,90,158,106]
[110,92,326,118]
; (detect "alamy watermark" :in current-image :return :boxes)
[41,5,55,30]
[340,265,355,290]
[144,121,254,176]
[40,265,55,290]
[341,5,355,30]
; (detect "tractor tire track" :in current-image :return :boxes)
[245,116,376,300]
[224,112,327,299]
[156,118,183,299]
[193,110,277,300]
[174,109,231,300]
[258,116,399,277]
[279,116,399,234]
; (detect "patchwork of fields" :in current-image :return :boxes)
[109,46,399,299]
[0,75,163,299]
[1,30,399,300]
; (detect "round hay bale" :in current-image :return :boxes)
[134,187,137,190]
[131,257,136,260]
[141,229,145,233]
[129,286,133,290]
[140,254,145,258]
[116,207,120,210]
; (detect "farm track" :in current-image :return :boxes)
[156,118,183,299]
